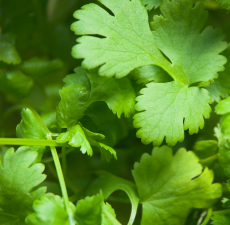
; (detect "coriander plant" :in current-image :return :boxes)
[0,0,230,224]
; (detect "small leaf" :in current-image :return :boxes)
[216,0,230,12]
[193,140,218,159]
[141,0,162,10]
[132,146,222,225]
[0,69,33,97]
[215,97,230,115]
[0,34,21,64]
[21,57,63,78]
[211,214,230,225]
[0,147,46,224]
[26,193,76,225]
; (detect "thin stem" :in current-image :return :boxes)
[47,134,74,224]
[200,208,213,225]
[0,138,68,147]
[212,209,230,215]
[62,147,67,176]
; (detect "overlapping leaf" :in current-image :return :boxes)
[141,0,162,10]
[0,147,46,224]
[56,123,116,160]
[132,146,222,225]
[16,108,49,162]
[134,81,211,146]
[217,0,230,12]
[26,194,75,225]
[57,67,135,128]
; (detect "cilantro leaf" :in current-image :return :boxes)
[141,0,162,10]
[206,47,230,102]
[21,57,63,79]
[217,0,230,12]
[0,34,21,64]
[56,123,117,159]
[134,82,211,146]
[132,146,222,225]
[26,193,76,225]
[74,194,103,225]
[57,67,135,128]
[71,0,166,78]
[193,140,218,159]
[102,202,116,225]
[0,147,46,224]
[211,214,230,225]
[16,108,49,162]
[130,65,172,85]
[88,171,139,225]
[151,0,227,85]
[0,70,33,97]
[216,97,230,115]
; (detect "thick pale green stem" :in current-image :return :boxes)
[212,209,230,215]
[200,208,213,225]
[47,134,75,224]
[62,147,67,176]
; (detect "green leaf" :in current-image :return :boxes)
[132,146,222,225]
[218,144,230,178]
[211,214,230,225]
[16,108,49,162]
[57,67,135,128]
[56,123,117,159]
[216,0,230,12]
[84,68,136,118]
[84,102,128,147]
[151,0,227,85]
[0,70,33,97]
[0,34,21,64]
[130,65,172,85]
[71,0,166,78]
[21,57,63,79]
[102,202,117,225]
[206,47,230,102]
[74,194,103,225]
[26,194,75,225]
[88,171,139,225]
[193,140,218,159]
[0,147,46,224]
[141,0,162,10]
[216,97,230,115]
[56,68,91,128]
[134,81,211,146]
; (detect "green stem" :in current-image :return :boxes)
[47,134,74,224]
[213,209,230,215]
[201,208,213,225]
[42,148,73,163]
[62,147,67,176]
[0,138,68,147]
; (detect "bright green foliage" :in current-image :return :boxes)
[151,0,227,85]
[56,123,116,159]
[134,82,211,146]
[206,48,230,102]
[89,171,139,225]
[141,0,162,10]
[75,194,103,225]
[211,214,230,225]
[57,67,135,128]
[132,146,222,225]
[0,147,46,224]
[0,70,33,97]
[216,97,230,115]
[0,34,21,64]
[26,194,75,225]
[16,108,48,161]
[217,0,230,12]
[71,0,166,78]
[102,203,116,225]
[21,57,63,78]
[130,65,171,84]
